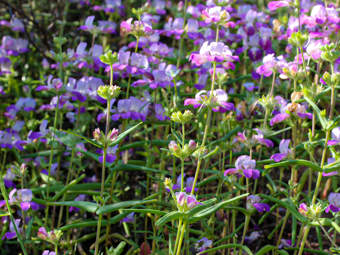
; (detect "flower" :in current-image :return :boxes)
[2,219,21,240]
[246,195,270,212]
[325,193,340,213]
[224,155,260,179]
[121,212,135,223]
[175,192,201,211]
[184,89,234,113]
[190,41,236,66]
[201,6,230,24]
[270,139,291,162]
[328,127,340,146]
[195,237,212,253]
[268,1,291,12]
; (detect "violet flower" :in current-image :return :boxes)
[1,36,28,56]
[246,195,270,212]
[202,6,230,24]
[98,145,118,164]
[184,89,234,113]
[268,1,291,12]
[69,195,86,213]
[195,237,212,253]
[175,192,201,211]
[328,127,340,146]
[2,219,21,240]
[224,155,260,179]
[190,41,236,66]
[42,251,56,255]
[270,98,312,126]
[120,212,135,223]
[270,139,291,162]
[9,188,38,211]
[323,158,338,177]
[325,193,340,213]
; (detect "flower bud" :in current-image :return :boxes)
[100,50,118,65]
[109,128,119,141]
[188,140,197,150]
[288,31,308,47]
[164,178,172,189]
[20,164,27,175]
[93,128,101,141]
[320,43,340,63]
[168,141,179,152]
[97,85,120,100]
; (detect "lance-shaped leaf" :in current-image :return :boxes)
[303,94,327,129]
[259,194,307,223]
[264,159,322,172]
[198,244,253,255]
[51,201,98,213]
[97,199,157,215]
[190,193,248,223]
[109,122,142,147]
[155,211,184,227]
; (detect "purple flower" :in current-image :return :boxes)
[196,237,212,253]
[271,139,291,162]
[42,251,56,255]
[98,145,118,164]
[121,212,135,223]
[328,127,340,146]
[69,195,86,213]
[9,188,36,211]
[323,158,338,176]
[175,192,201,211]
[201,6,230,24]
[253,129,274,148]
[1,36,28,56]
[247,195,270,213]
[225,155,260,179]
[245,231,261,244]
[325,193,340,213]
[36,75,63,91]
[190,41,236,66]
[268,1,290,11]
[298,203,308,216]
[184,89,234,113]
[2,219,21,240]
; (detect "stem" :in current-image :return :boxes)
[181,123,185,192]
[297,226,310,255]
[176,0,188,68]
[126,36,139,99]
[311,82,336,205]
[175,222,187,255]
[239,214,250,255]
[0,178,28,255]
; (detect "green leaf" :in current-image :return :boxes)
[155,211,183,227]
[264,159,321,172]
[198,244,253,255]
[62,129,102,148]
[97,199,157,215]
[111,163,167,174]
[255,245,277,255]
[190,193,249,223]
[52,201,98,213]
[259,194,307,223]
[303,95,327,129]
[59,213,129,231]
[109,122,142,147]
[121,209,166,216]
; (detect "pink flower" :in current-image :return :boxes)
[268,1,290,11]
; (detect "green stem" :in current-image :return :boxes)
[0,178,28,255]
[297,225,310,255]
[176,0,188,68]
[239,214,250,255]
[175,221,187,255]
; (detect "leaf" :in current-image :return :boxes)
[202,146,219,159]
[113,241,126,255]
[59,213,129,231]
[198,244,253,255]
[264,159,322,172]
[190,193,249,223]
[259,194,307,223]
[52,201,98,213]
[111,164,167,174]
[109,122,142,147]
[155,211,183,227]
[62,129,102,148]
[303,95,327,129]
[97,199,157,215]
[255,245,277,255]
[121,209,166,216]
